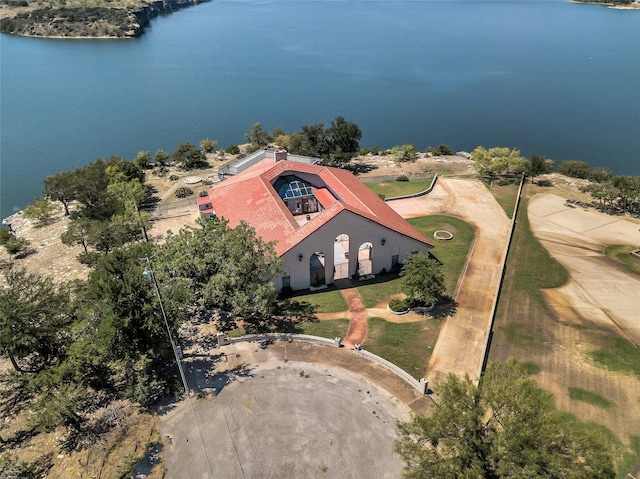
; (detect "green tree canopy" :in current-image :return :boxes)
[558,159,590,179]
[44,169,79,216]
[395,361,615,479]
[0,268,74,374]
[156,217,282,326]
[172,142,207,170]
[529,153,555,181]
[400,253,446,306]
[200,138,218,153]
[391,144,419,163]
[472,146,529,180]
[326,116,362,165]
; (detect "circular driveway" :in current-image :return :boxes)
[160,343,417,478]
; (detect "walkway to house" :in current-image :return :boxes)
[339,287,368,348]
[388,178,511,386]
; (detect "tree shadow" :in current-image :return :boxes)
[185,358,254,398]
[343,162,378,176]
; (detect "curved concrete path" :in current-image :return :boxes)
[388,178,511,385]
[528,194,640,345]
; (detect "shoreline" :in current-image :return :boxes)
[571,0,640,9]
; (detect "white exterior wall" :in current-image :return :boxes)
[275,210,432,291]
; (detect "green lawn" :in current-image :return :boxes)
[363,317,442,379]
[407,215,476,295]
[604,245,640,276]
[507,198,568,298]
[568,387,613,409]
[300,318,350,339]
[290,289,348,313]
[356,274,404,308]
[590,335,640,380]
[364,177,434,199]
[486,182,520,219]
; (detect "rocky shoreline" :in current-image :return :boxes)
[0,0,211,38]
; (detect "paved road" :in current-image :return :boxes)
[528,194,640,345]
[389,178,511,385]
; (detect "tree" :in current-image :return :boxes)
[611,175,640,215]
[529,154,554,183]
[558,159,590,179]
[472,146,529,180]
[133,151,152,170]
[0,268,74,374]
[395,361,615,479]
[23,197,58,226]
[391,144,418,162]
[245,122,272,148]
[156,217,282,325]
[436,144,453,156]
[587,167,612,184]
[289,123,330,158]
[400,253,445,306]
[44,170,78,216]
[153,148,170,167]
[61,218,93,253]
[172,142,207,170]
[200,138,218,153]
[326,116,362,165]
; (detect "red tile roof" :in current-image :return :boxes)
[206,160,433,256]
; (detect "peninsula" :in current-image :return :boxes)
[0,0,210,37]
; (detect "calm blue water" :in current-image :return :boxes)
[1,0,639,219]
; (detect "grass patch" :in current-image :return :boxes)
[508,197,568,300]
[300,318,350,339]
[568,387,613,409]
[289,289,348,313]
[590,335,640,380]
[486,181,520,219]
[364,177,434,199]
[605,245,640,276]
[407,215,475,294]
[519,361,540,375]
[363,317,442,379]
[499,323,535,346]
[356,274,403,308]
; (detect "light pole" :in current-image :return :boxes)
[142,255,190,396]
[141,255,216,477]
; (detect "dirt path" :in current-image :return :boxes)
[340,288,368,347]
[388,178,511,385]
[528,194,640,345]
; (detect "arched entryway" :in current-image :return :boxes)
[333,234,350,280]
[358,242,373,276]
[310,252,326,287]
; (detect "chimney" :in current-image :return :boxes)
[275,150,288,162]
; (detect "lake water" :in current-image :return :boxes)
[1,0,639,219]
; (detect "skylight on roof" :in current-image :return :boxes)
[275,176,315,200]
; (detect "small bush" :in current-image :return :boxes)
[396,175,409,182]
[226,144,240,155]
[198,191,208,197]
[169,174,179,181]
[175,187,193,199]
[0,228,12,245]
[203,179,213,186]
[388,298,407,312]
[4,236,29,255]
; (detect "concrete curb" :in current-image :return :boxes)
[384,173,438,201]
[218,333,428,394]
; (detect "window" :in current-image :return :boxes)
[391,254,399,269]
[282,275,291,288]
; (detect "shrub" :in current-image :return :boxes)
[226,144,240,155]
[77,251,101,266]
[388,298,407,312]
[198,191,208,197]
[4,236,30,255]
[175,187,193,199]
[0,228,12,245]
[169,175,179,181]
[558,160,590,179]
[396,175,410,182]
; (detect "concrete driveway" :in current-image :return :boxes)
[528,194,640,345]
[160,342,432,479]
[388,178,511,385]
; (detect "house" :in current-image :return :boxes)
[200,150,433,291]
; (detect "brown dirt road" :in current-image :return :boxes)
[389,178,511,386]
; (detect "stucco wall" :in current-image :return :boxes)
[276,210,432,291]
